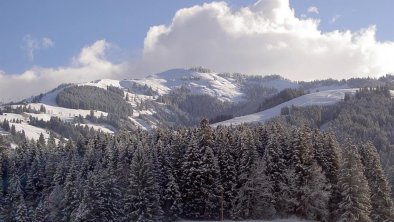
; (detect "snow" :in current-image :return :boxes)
[128,117,154,131]
[0,113,26,122]
[40,87,65,106]
[0,113,51,140]
[27,103,108,122]
[130,69,245,102]
[11,122,51,141]
[79,79,122,90]
[213,89,358,126]
[28,113,52,121]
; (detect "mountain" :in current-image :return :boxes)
[1,67,392,142]
[0,68,298,139]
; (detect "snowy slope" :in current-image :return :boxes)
[129,68,245,102]
[213,89,357,126]
[0,113,51,141]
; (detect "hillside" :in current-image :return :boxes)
[0,68,298,140]
[213,89,357,126]
[1,68,391,142]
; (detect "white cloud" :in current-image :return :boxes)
[0,40,128,102]
[330,14,341,24]
[138,0,394,80]
[307,6,319,15]
[22,35,55,61]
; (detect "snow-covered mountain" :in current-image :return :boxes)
[0,67,356,141]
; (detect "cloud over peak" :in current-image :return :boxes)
[140,0,394,80]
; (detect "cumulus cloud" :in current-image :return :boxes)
[0,40,128,102]
[307,6,319,15]
[138,0,394,80]
[22,35,55,61]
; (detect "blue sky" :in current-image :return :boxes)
[1,0,394,102]
[1,0,393,74]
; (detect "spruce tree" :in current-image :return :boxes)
[321,132,342,220]
[161,171,182,222]
[290,127,329,220]
[181,132,220,220]
[232,160,275,220]
[359,142,394,221]
[125,144,162,221]
[11,175,29,222]
[216,130,237,219]
[263,128,286,214]
[338,142,372,222]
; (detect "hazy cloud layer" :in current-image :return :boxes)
[139,0,394,80]
[0,40,127,102]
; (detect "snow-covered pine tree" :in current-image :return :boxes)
[125,143,162,222]
[232,159,276,220]
[359,142,394,221]
[263,125,287,214]
[11,174,29,222]
[161,169,183,222]
[338,142,372,222]
[61,155,82,221]
[76,162,123,221]
[181,132,217,220]
[320,132,342,220]
[216,129,237,219]
[232,127,260,220]
[25,148,45,204]
[200,144,221,219]
[292,126,329,221]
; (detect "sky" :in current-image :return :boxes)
[1,0,394,102]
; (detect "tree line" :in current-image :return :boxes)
[0,119,393,221]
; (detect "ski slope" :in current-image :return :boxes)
[213,89,357,126]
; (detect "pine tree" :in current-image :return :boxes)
[290,127,330,221]
[76,163,122,221]
[11,175,29,222]
[232,160,275,220]
[263,125,287,214]
[338,142,372,222]
[320,132,342,220]
[216,130,237,219]
[125,144,162,221]
[62,156,81,221]
[359,142,394,221]
[161,171,182,222]
[232,127,260,220]
[181,133,220,220]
